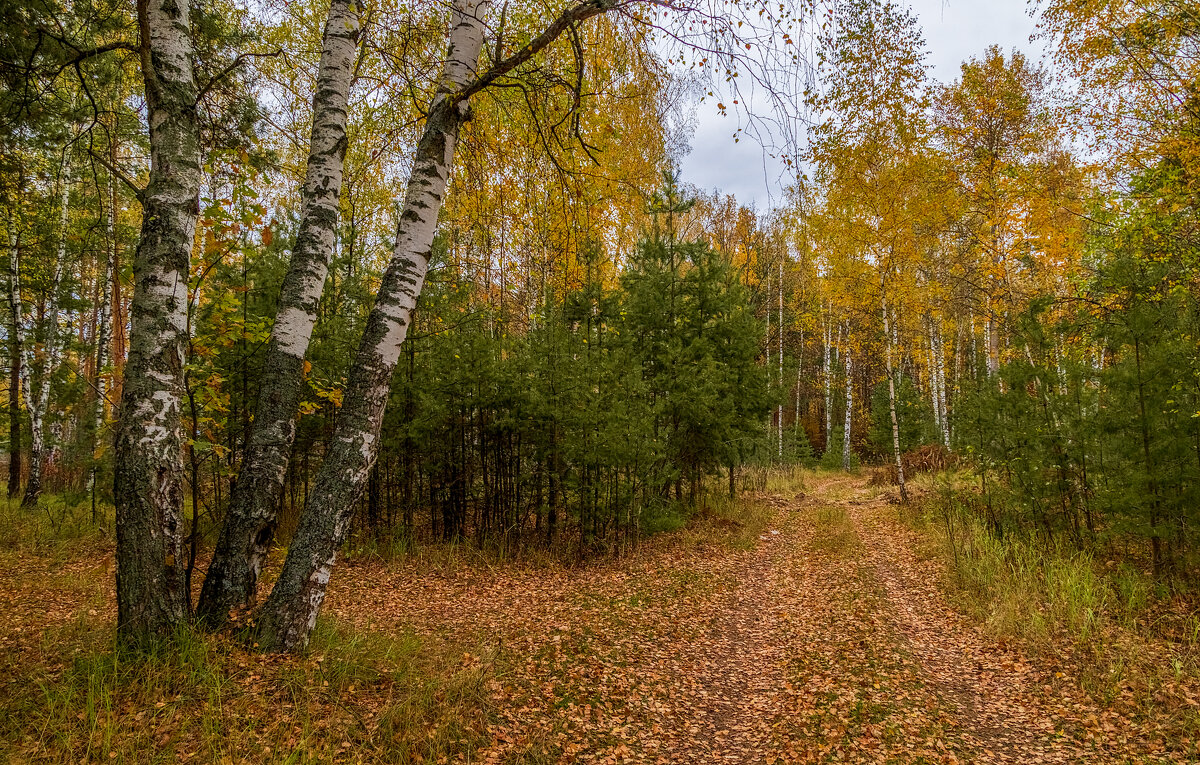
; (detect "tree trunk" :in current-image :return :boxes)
[19,159,69,508]
[927,318,940,435]
[823,318,832,452]
[883,298,906,501]
[842,346,853,471]
[765,272,771,445]
[113,0,203,645]
[986,306,1000,376]
[794,328,803,438]
[254,0,491,652]
[197,0,361,624]
[777,259,783,458]
[6,219,21,500]
[88,168,115,502]
[253,0,620,653]
[935,321,949,446]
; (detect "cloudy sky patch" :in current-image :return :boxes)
[678,1,1048,208]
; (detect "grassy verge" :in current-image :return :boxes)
[903,471,1200,744]
[0,615,494,764]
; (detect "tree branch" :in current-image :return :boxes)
[88,148,145,203]
[195,50,283,104]
[36,28,139,77]
[452,0,643,105]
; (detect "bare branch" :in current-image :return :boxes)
[453,0,655,105]
[88,148,145,202]
[195,49,283,105]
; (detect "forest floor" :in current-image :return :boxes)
[1,471,1196,763]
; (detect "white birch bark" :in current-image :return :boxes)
[842,341,853,471]
[257,0,624,652]
[890,304,900,383]
[258,0,491,651]
[6,205,22,499]
[8,219,25,486]
[794,328,803,438]
[6,222,21,479]
[823,318,832,452]
[936,321,949,446]
[927,319,940,434]
[986,304,1000,376]
[20,160,69,507]
[765,272,772,443]
[113,0,203,643]
[198,0,362,624]
[88,169,115,497]
[777,259,783,458]
[883,297,906,500]
[969,309,978,375]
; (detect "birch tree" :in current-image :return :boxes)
[841,342,853,470]
[823,315,832,450]
[19,156,70,508]
[197,0,363,625]
[5,210,19,500]
[254,0,638,652]
[88,167,116,505]
[933,47,1050,379]
[882,294,906,499]
[112,0,203,642]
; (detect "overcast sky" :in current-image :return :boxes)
[677,0,1049,209]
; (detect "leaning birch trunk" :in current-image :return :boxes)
[883,298,906,501]
[254,0,491,652]
[113,0,202,643]
[254,0,619,652]
[197,0,361,625]
[842,347,853,471]
[20,161,69,508]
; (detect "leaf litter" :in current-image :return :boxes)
[2,474,1196,763]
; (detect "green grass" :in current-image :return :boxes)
[1,616,494,764]
[0,492,113,556]
[809,504,860,555]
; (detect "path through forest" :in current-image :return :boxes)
[324,473,1175,764]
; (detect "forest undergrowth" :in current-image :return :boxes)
[0,474,772,764]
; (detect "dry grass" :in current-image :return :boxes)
[900,472,1200,747]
